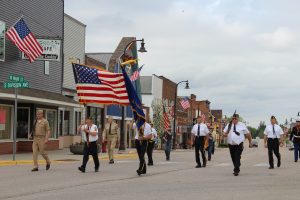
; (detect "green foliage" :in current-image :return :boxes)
[247,126,258,138]
[256,121,266,139]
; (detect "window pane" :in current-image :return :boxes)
[0,106,11,139]
[64,111,70,135]
[17,108,29,139]
[46,110,57,138]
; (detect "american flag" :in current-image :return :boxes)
[163,106,170,130]
[72,64,129,105]
[6,18,43,62]
[180,97,190,110]
[130,65,144,82]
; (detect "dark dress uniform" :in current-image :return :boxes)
[290,126,300,162]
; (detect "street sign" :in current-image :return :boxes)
[3,81,29,88]
[9,75,25,82]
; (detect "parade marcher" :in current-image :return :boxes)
[31,110,51,172]
[264,116,284,169]
[290,119,300,162]
[207,126,216,161]
[102,117,119,164]
[78,118,100,173]
[223,113,252,176]
[134,122,152,175]
[163,129,172,161]
[191,116,209,168]
[147,122,157,166]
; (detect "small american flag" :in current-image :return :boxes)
[130,65,144,82]
[6,18,43,62]
[180,97,190,110]
[163,106,170,130]
[72,64,129,105]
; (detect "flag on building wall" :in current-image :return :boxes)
[180,97,190,110]
[121,66,145,129]
[72,63,130,105]
[6,18,43,62]
[130,64,144,82]
[163,106,170,130]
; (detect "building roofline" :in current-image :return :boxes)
[64,13,87,27]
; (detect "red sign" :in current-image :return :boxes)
[0,109,6,124]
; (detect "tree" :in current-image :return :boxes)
[257,121,266,139]
[248,126,258,138]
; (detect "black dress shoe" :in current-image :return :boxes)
[148,163,153,166]
[195,165,201,168]
[31,168,39,172]
[46,164,50,170]
[233,171,239,176]
[109,160,114,164]
[202,162,206,168]
[78,166,85,173]
[136,170,141,176]
[95,168,99,172]
[269,166,274,169]
[277,160,281,168]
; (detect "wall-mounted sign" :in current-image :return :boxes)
[22,39,61,61]
[0,20,5,62]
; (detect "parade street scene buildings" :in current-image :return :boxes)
[0,1,300,200]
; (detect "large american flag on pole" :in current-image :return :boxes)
[180,97,190,110]
[6,18,43,62]
[72,63,129,105]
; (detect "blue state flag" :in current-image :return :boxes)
[121,67,145,129]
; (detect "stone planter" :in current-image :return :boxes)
[70,143,101,155]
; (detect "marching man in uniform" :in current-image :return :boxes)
[223,113,252,176]
[147,122,157,166]
[78,118,100,173]
[133,121,152,176]
[102,117,119,164]
[191,115,210,168]
[290,118,300,162]
[264,116,284,169]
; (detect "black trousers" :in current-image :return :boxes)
[229,143,243,172]
[267,138,280,167]
[195,136,206,166]
[135,139,148,173]
[81,142,100,170]
[147,141,155,164]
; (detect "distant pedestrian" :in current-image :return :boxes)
[102,117,119,164]
[290,119,300,162]
[223,113,252,176]
[191,116,209,168]
[31,110,51,172]
[78,118,100,173]
[207,127,216,161]
[147,122,157,166]
[134,122,152,175]
[264,116,284,169]
[163,129,172,161]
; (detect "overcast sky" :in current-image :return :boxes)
[65,0,300,127]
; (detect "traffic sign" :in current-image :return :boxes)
[3,81,29,88]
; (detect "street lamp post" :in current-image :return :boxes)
[119,38,147,151]
[172,80,190,149]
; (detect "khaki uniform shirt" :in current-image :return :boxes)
[34,118,50,136]
[103,122,119,140]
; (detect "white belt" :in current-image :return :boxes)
[294,135,300,138]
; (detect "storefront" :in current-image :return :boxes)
[0,88,80,154]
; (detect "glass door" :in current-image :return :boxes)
[17,108,30,139]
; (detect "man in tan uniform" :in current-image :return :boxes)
[103,117,119,164]
[31,110,51,171]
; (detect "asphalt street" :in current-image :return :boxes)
[0,141,299,200]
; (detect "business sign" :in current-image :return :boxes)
[0,20,5,62]
[22,39,61,61]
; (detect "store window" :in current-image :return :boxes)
[0,106,12,139]
[17,108,30,139]
[64,111,70,135]
[75,111,81,135]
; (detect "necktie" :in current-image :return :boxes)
[109,123,112,134]
[272,125,275,136]
[197,124,200,136]
[86,126,90,143]
[233,124,240,136]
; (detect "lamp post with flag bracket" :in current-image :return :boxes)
[118,38,147,150]
[172,80,190,149]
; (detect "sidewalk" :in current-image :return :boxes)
[0,148,137,166]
